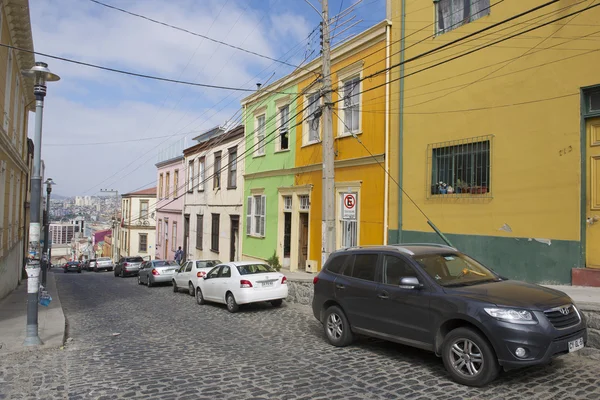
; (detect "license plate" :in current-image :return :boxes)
[262,281,274,287]
[568,337,584,353]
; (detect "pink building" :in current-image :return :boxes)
[155,154,185,261]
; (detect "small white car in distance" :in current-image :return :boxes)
[172,259,221,296]
[195,261,288,313]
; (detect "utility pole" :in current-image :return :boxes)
[321,0,336,266]
[21,62,60,347]
[41,178,55,287]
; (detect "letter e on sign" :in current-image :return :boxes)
[342,193,356,220]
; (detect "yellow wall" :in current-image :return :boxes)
[388,0,600,242]
[294,26,389,269]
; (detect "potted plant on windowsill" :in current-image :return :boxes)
[456,179,469,194]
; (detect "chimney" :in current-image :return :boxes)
[256,83,262,90]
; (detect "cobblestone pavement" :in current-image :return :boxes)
[2,271,600,399]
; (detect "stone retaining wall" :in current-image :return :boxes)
[287,280,600,350]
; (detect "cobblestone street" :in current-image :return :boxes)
[1,271,600,399]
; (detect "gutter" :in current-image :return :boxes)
[383,24,390,245]
[397,0,406,244]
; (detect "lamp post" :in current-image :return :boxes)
[41,178,55,287]
[22,62,60,347]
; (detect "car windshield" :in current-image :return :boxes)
[153,260,179,267]
[237,264,275,275]
[197,260,220,269]
[413,253,499,287]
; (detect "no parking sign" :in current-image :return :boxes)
[342,193,356,220]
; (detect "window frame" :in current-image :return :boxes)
[172,221,177,252]
[197,157,205,192]
[213,151,222,190]
[435,0,491,36]
[196,214,203,250]
[246,194,266,238]
[227,147,237,189]
[337,64,363,137]
[165,171,170,199]
[157,219,162,247]
[139,233,148,253]
[158,173,164,199]
[276,101,290,152]
[140,200,149,221]
[254,112,267,156]
[304,92,322,145]
[211,213,220,252]
[173,169,179,197]
[188,159,195,192]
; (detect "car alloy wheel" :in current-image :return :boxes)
[147,277,153,287]
[442,327,499,387]
[226,293,239,313]
[323,306,353,347]
[188,282,194,296]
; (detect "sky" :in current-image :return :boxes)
[28,0,386,197]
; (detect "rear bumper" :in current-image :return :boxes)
[236,286,289,305]
[151,275,174,283]
[122,268,140,275]
[96,265,113,270]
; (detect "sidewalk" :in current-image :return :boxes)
[0,270,66,354]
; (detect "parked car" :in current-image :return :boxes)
[173,259,221,296]
[195,261,288,313]
[312,243,588,387]
[114,256,144,277]
[95,257,113,272]
[63,261,82,273]
[82,258,96,271]
[138,260,180,287]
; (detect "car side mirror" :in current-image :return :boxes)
[399,277,423,290]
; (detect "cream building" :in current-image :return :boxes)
[119,187,156,260]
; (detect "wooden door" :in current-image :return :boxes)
[587,117,600,268]
[298,213,309,270]
[230,216,239,262]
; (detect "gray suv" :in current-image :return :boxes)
[312,244,587,387]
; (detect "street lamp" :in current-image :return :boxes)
[21,62,60,347]
[41,178,56,287]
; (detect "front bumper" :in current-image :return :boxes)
[483,310,588,370]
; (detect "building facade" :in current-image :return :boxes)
[387,0,600,284]
[119,188,156,260]
[0,0,36,300]
[241,81,299,269]
[155,155,184,261]
[183,125,245,263]
[49,223,76,245]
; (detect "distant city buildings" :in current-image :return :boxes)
[50,224,76,245]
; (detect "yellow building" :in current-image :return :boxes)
[387,0,600,284]
[295,21,391,271]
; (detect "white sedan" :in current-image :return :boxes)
[172,259,221,296]
[195,261,288,313]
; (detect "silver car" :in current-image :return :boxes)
[138,260,180,287]
[95,257,114,272]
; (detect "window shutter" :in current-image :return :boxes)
[260,195,266,237]
[246,197,252,235]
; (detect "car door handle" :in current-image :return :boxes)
[377,292,389,300]
[335,284,345,290]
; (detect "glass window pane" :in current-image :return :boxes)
[350,254,378,282]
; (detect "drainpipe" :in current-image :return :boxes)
[383,23,390,245]
[397,0,406,244]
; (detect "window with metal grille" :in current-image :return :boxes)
[211,213,220,252]
[256,114,266,156]
[435,0,490,35]
[299,195,310,210]
[279,105,290,150]
[341,76,360,134]
[214,151,222,189]
[139,234,147,252]
[196,214,203,250]
[283,196,292,211]
[228,148,237,189]
[428,136,492,198]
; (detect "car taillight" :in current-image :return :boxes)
[197,271,206,278]
[281,276,287,284]
[152,269,159,276]
[240,280,253,288]
[123,262,129,267]
[313,276,319,285]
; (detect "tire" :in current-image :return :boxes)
[173,280,178,292]
[94,267,98,273]
[63,270,67,274]
[77,270,81,273]
[109,268,113,272]
[147,277,153,287]
[323,305,354,347]
[188,282,194,296]
[271,299,283,308]
[114,269,118,277]
[120,269,125,278]
[138,276,142,285]
[441,327,499,387]
[196,287,205,305]
[226,293,239,313]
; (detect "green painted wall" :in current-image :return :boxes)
[388,229,580,284]
[242,84,298,261]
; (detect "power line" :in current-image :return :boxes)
[0,43,296,95]
[88,0,315,75]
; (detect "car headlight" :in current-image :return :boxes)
[484,308,537,324]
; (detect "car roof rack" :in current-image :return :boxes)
[393,243,458,251]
